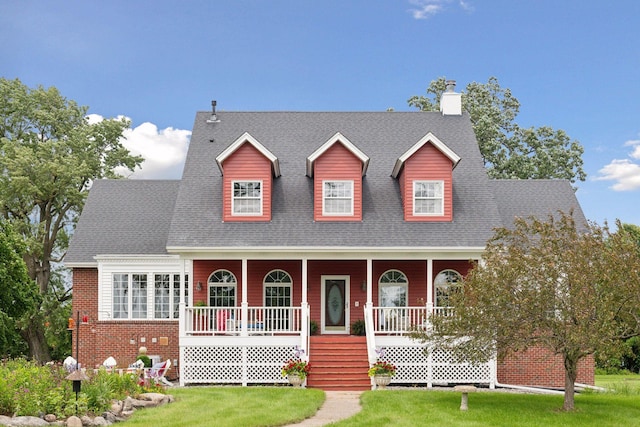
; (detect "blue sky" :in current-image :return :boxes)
[1,0,639,226]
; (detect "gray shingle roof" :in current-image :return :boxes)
[489,179,587,228]
[65,110,587,264]
[65,180,180,264]
[167,111,501,249]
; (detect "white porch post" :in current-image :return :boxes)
[426,258,434,312]
[241,259,248,337]
[366,258,373,304]
[178,258,186,387]
[300,258,309,360]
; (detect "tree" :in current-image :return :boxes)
[0,78,142,361]
[413,212,640,411]
[408,77,586,184]
[0,219,41,357]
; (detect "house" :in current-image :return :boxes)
[65,83,593,390]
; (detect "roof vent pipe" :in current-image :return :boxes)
[445,80,456,93]
[207,100,220,123]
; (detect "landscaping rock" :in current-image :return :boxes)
[7,416,49,426]
[101,412,116,424]
[65,416,82,427]
[43,415,57,423]
[91,416,108,426]
[0,415,13,426]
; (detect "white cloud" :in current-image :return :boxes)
[625,139,640,159]
[87,114,191,180]
[595,139,640,191]
[409,0,444,19]
[409,0,473,19]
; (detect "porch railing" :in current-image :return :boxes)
[371,306,454,335]
[185,306,302,335]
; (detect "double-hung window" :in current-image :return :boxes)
[413,180,444,216]
[232,181,262,215]
[323,180,353,215]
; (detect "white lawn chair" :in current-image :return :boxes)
[147,359,173,387]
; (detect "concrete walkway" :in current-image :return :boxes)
[285,391,363,426]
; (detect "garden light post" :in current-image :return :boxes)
[65,369,89,416]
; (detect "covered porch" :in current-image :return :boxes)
[177,255,496,388]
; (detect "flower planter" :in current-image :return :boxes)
[373,374,392,389]
[287,373,304,387]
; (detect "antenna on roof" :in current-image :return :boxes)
[206,100,220,123]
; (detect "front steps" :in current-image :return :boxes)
[305,335,371,391]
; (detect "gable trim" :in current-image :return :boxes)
[306,132,370,177]
[391,132,461,178]
[215,132,281,177]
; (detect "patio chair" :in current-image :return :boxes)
[147,359,173,387]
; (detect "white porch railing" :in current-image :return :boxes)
[184,306,302,335]
[364,305,495,388]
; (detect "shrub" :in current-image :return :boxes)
[351,319,366,336]
[0,358,163,418]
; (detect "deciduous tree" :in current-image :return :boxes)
[0,219,40,357]
[0,78,142,361]
[408,77,586,184]
[413,212,640,411]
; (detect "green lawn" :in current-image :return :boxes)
[123,376,640,427]
[123,387,325,427]
[332,390,640,427]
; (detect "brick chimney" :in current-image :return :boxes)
[440,80,462,116]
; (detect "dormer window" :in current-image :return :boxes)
[323,180,354,216]
[413,180,444,216]
[392,132,459,222]
[232,181,262,215]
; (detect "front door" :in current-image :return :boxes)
[321,275,350,334]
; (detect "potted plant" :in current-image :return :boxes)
[368,360,396,389]
[281,359,310,387]
[351,319,366,336]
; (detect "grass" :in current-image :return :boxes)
[123,375,640,427]
[123,386,325,427]
[595,373,640,394]
[331,390,640,427]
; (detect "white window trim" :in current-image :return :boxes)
[413,180,444,216]
[378,270,409,307]
[208,269,238,307]
[97,257,191,321]
[263,269,293,307]
[322,180,354,216]
[231,180,263,216]
[434,269,462,308]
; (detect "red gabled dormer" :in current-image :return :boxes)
[392,132,460,222]
[216,132,280,222]
[306,132,369,222]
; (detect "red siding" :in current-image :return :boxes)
[307,260,367,325]
[222,143,272,222]
[402,143,453,222]
[193,260,243,304]
[313,143,363,221]
[373,260,428,306]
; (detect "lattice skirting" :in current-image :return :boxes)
[381,344,494,386]
[181,344,295,385]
